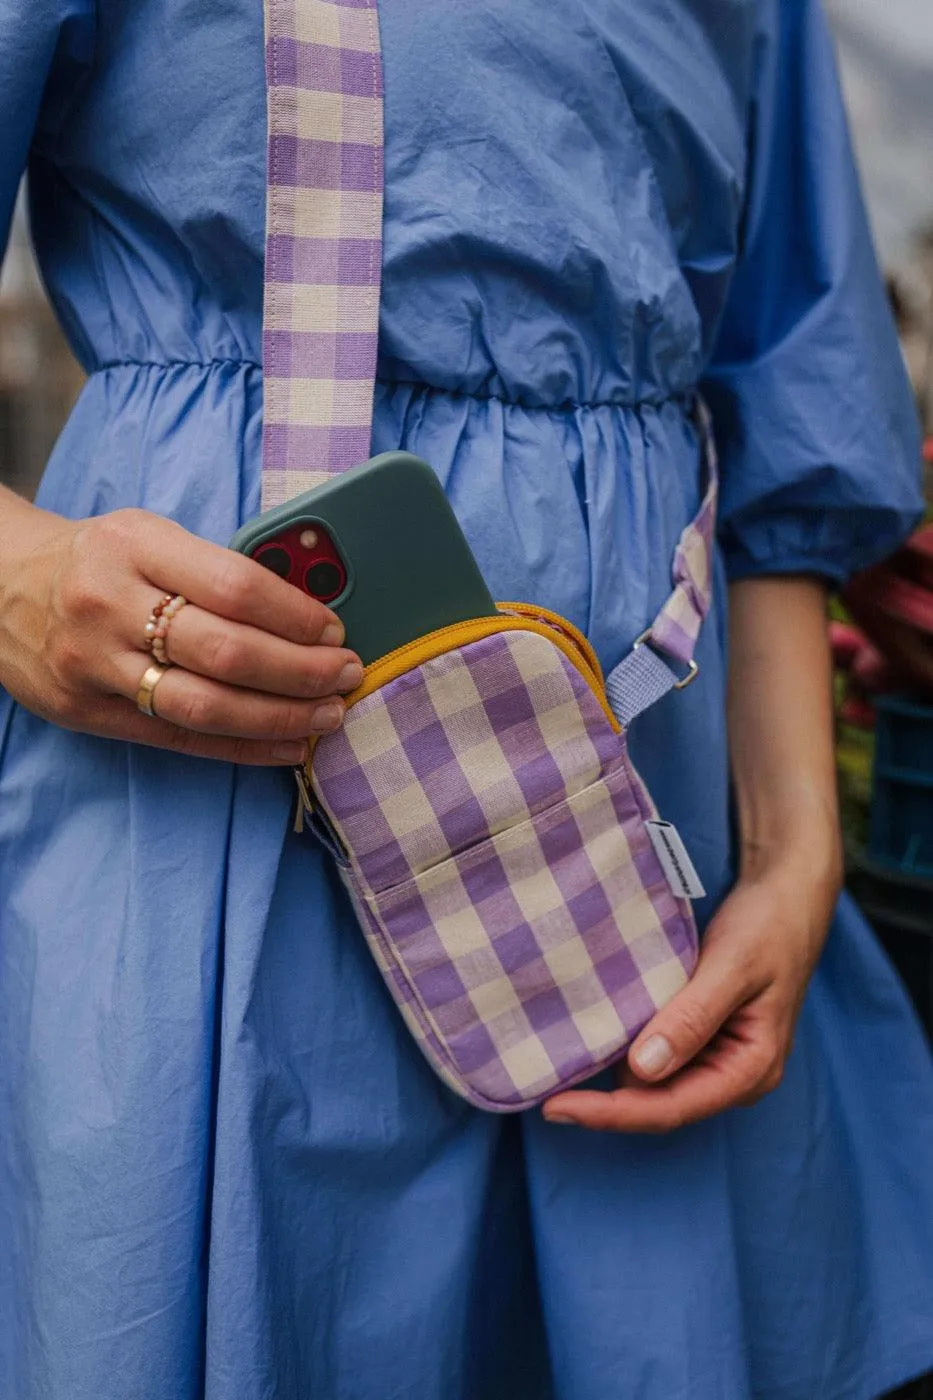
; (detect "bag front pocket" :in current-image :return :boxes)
[309,617,698,1109]
[349,761,697,1109]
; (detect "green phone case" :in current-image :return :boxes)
[229,452,497,666]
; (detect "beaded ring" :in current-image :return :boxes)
[144,593,187,665]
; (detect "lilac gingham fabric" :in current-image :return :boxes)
[261,0,384,508]
[646,402,718,665]
[311,629,698,1110]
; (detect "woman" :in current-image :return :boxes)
[1,0,932,1397]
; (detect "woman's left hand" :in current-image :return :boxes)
[542,848,840,1134]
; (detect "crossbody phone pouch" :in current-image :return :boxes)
[294,427,716,1111]
[262,0,716,1109]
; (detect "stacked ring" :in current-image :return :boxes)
[144,593,187,665]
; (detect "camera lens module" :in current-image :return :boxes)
[254,544,292,578]
[304,560,345,601]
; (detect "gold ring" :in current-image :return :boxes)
[136,662,170,718]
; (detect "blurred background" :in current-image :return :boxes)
[1,0,932,498]
[0,185,84,499]
[827,0,933,432]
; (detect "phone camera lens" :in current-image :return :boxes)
[255,544,291,578]
[304,560,344,600]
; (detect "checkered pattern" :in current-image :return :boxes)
[311,629,698,1110]
[262,0,384,508]
[649,401,718,665]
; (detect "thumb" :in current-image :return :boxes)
[627,940,752,1082]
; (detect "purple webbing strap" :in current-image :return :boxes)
[604,644,679,730]
[261,0,385,509]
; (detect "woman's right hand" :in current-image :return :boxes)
[0,490,364,765]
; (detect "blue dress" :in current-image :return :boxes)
[1,1,932,1396]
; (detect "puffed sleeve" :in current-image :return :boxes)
[702,0,924,585]
[0,0,94,253]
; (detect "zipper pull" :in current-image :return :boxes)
[292,766,314,835]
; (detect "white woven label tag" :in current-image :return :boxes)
[645,821,706,900]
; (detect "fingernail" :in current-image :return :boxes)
[632,1034,673,1077]
[310,700,344,732]
[272,741,307,762]
[321,620,345,647]
[543,1113,577,1126]
[337,661,363,692]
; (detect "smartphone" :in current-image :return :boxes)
[230,452,497,666]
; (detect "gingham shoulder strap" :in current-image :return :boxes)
[260,0,717,721]
[262,0,385,509]
[605,403,718,726]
